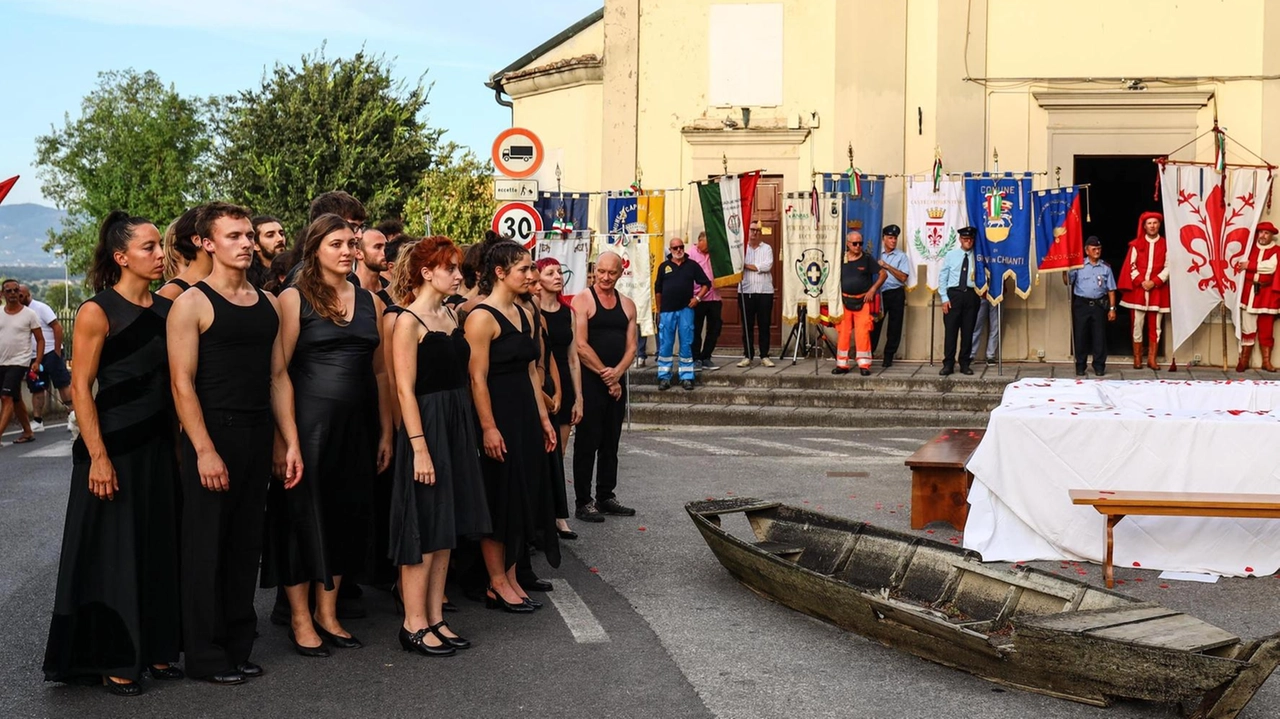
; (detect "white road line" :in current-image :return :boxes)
[624,446,666,458]
[645,436,751,456]
[883,437,933,445]
[795,436,911,457]
[19,440,73,458]
[548,578,609,644]
[2,422,68,438]
[726,437,846,457]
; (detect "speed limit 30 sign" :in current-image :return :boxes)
[492,202,544,249]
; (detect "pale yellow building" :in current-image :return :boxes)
[486,0,1280,366]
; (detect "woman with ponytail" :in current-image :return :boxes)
[157,205,207,300]
[43,211,183,695]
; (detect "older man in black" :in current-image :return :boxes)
[653,237,711,391]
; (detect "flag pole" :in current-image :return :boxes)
[929,293,936,365]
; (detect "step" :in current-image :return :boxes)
[626,402,989,429]
[628,366,1015,395]
[631,385,1000,413]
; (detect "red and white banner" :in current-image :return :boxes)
[1159,164,1273,350]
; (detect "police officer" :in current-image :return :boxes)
[1064,235,1117,376]
[937,226,980,376]
[870,225,910,368]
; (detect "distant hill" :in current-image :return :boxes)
[0,203,67,266]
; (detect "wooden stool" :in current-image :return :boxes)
[905,429,985,531]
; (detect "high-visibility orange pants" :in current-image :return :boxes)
[836,304,874,369]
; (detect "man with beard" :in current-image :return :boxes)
[248,216,287,290]
[355,227,392,305]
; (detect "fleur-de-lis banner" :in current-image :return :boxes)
[906,177,965,291]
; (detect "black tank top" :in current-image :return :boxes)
[586,287,628,368]
[194,281,279,413]
[166,278,191,292]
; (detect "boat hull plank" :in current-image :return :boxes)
[1086,613,1240,653]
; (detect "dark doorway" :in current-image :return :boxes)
[1073,156,1164,357]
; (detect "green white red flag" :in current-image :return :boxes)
[696,171,760,288]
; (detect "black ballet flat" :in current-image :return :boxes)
[289,630,331,658]
[314,624,362,649]
[102,676,143,697]
[520,596,543,610]
[147,665,185,680]
[558,529,578,540]
[429,621,471,650]
[485,586,534,614]
[442,600,459,613]
[398,626,456,657]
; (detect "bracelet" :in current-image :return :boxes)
[407,434,424,440]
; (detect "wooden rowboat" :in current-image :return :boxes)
[688,497,1280,718]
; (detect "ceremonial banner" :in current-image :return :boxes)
[534,191,589,235]
[781,192,843,323]
[600,232,655,336]
[603,191,664,336]
[821,173,885,261]
[1032,186,1084,272]
[637,192,665,294]
[1159,164,1273,349]
[905,177,965,291]
[965,173,1034,303]
[695,172,761,287]
[534,230,590,298]
[0,176,16,207]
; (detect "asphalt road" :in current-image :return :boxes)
[3,422,1278,718]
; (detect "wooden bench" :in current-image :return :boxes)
[1069,489,1280,589]
[904,429,985,532]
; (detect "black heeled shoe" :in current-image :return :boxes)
[429,621,471,650]
[148,664,185,680]
[289,630,331,658]
[315,624,363,649]
[398,626,456,656]
[520,596,543,610]
[485,586,534,614]
[557,528,578,540]
[102,676,143,697]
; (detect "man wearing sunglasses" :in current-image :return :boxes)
[833,232,886,376]
[653,237,711,390]
[0,279,43,444]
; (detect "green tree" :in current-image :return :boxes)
[402,142,494,243]
[34,69,213,274]
[214,48,441,233]
[38,281,86,311]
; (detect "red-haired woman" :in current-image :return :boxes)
[535,257,582,539]
[388,236,490,655]
[261,213,393,656]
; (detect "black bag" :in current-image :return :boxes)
[842,295,865,312]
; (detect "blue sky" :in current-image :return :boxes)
[0,0,602,207]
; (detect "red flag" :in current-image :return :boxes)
[0,176,17,207]
[1033,187,1084,272]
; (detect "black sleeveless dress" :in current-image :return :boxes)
[474,304,555,567]
[261,290,380,588]
[543,304,575,426]
[388,314,490,563]
[43,290,180,684]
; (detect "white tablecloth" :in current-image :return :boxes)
[963,378,1280,576]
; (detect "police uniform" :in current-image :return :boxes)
[1068,238,1117,376]
[938,226,980,375]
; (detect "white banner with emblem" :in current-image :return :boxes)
[782,191,843,323]
[534,230,590,299]
[600,233,656,337]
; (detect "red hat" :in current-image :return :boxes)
[1134,211,1163,240]
[1257,221,1278,235]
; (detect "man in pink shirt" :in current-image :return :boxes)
[686,231,724,370]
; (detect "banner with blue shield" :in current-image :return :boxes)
[964,172,1034,303]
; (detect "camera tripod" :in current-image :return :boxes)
[781,304,837,365]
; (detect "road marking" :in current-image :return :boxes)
[624,446,666,458]
[645,436,750,456]
[548,578,609,644]
[884,437,933,445]
[2,422,68,438]
[796,436,911,457]
[20,440,73,458]
[727,437,846,457]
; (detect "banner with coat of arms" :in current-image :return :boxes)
[906,177,965,291]
[534,191,590,236]
[602,192,664,337]
[534,230,590,299]
[821,173,885,261]
[964,172,1034,303]
[781,191,843,323]
[600,233,655,337]
[1031,186,1084,273]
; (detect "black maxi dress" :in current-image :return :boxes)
[261,290,380,589]
[474,304,556,568]
[542,304,574,521]
[388,313,491,563]
[43,290,180,684]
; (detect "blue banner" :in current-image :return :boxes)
[1031,186,1084,272]
[534,192,590,233]
[821,174,885,260]
[964,172,1034,302]
[604,194,640,236]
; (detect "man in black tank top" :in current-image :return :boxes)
[168,202,303,684]
[570,252,638,520]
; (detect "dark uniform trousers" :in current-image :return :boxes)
[1073,296,1109,373]
[181,409,273,678]
[942,285,979,370]
[870,287,906,362]
[572,376,625,508]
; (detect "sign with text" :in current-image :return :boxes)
[494,179,538,202]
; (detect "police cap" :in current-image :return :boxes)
[1084,235,1102,247]
[957,226,977,239]
[882,224,901,237]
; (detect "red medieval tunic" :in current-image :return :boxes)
[1240,242,1280,314]
[1118,236,1171,312]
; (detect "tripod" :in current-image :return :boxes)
[782,305,838,365]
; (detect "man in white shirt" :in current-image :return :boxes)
[1,279,43,444]
[737,221,776,368]
[18,285,73,432]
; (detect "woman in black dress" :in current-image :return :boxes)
[157,206,206,301]
[465,239,557,612]
[43,211,181,696]
[389,236,490,655]
[536,258,582,539]
[261,214,392,655]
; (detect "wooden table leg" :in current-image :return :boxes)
[1104,514,1124,589]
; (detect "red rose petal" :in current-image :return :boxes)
[926,530,935,534]
[802,500,810,504]
[1246,566,1254,573]
[1132,561,1141,567]
[726,491,734,496]
[638,526,647,531]
[589,567,599,573]
[1158,583,1170,589]
[1134,578,1144,582]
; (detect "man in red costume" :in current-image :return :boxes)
[1118,212,1170,369]
[1234,221,1280,372]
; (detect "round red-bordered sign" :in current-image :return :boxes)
[492,202,544,249]
[491,127,544,179]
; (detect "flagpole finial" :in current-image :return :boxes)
[722,153,728,174]
[847,142,854,166]
[555,163,562,194]
[1054,166,1061,188]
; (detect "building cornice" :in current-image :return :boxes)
[502,55,603,99]
[1033,90,1214,111]
[681,128,811,146]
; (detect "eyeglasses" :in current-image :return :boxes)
[347,221,367,234]
[849,242,862,247]
[670,245,685,251]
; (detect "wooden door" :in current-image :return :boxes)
[720,175,784,351]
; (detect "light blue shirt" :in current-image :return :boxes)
[937,248,977,303]
[879,249,910,292]
[1067,259,1117,300]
